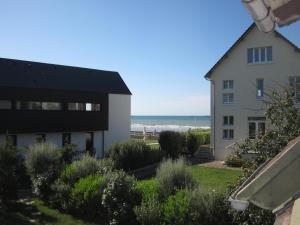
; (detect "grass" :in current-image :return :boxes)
[0,199,97,225]
[191,166,242,193]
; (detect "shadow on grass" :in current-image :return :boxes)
[0,201,57,225]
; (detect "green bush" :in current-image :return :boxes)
[26,143,61,200]
[107,140,164,171]
[134,194,162,225]
[187,188,232,225]
[0,141,22,205]
[50,178,72,211]
[159,131,184,158]
[60,155,115,186]
[102,170,141,225]
[186,132,201,157]
[60,144,77,165]
[137,179,158,201]
[163,190,190,225]
[71,175,106,219]
[225,150,245,167]
[156,158,197,199]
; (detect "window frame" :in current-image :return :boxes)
[222,93,234,104]
[247,46,273,65]
[223,80,234,90]
[223,129,234,139]
[223,116,234,126]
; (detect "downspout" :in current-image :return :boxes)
[205,76,215,159]
[102,130,105,158]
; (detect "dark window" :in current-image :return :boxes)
[0,100,12,109]
[248,117,266,139]
[254,48,259,62]
[223,116,234,126]
[223,93,234,104]
[249,122,256,139]
[256,79,264,98]
[223,129,234,139]
[267,46,272,61]
[85,132,94,155]
[92,104,101,111]
[42,102,62,110]
[223,80,234,90]
[6,135,17,146]
[260,47,266,62]
[289,77,300,102]
[68,103,85,111]
[247,48,253,64]
[36,134,46,143]
[247,46,272,64]
[62,133,71,146]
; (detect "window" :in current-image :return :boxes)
[223,93,234,104]
[16,101,61,110]
[256,79,264,98]
[223,116,234,126]
[289,77,300,102]
[85,132,94,155]
[6,135,17,146]
[223,80,234,90]
[223,129,234,139]
[0,100,12,109]
[247,46,272,64]
[68,103,85,111]
[42,102,62,110]
[248,117,266,139]
[36,134,46,143]
[62,133,71,146]
[92,104,101,111]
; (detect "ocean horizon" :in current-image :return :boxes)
[131,115,210,132]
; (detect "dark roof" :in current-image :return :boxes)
[204,23,300,79]
[0,57,131,95]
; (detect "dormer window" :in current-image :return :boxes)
[247,46,272,64]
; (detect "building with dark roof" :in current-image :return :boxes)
[0,58,131,158]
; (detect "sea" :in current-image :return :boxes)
[131,116,210,132]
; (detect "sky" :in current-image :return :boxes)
[0,1,299,116]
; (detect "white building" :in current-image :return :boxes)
[0,58,131,158]
[205,23,300,160]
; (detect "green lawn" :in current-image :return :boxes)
[191,166,242,193]
[0,199,97,225]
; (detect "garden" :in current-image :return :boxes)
[3,89,297,225]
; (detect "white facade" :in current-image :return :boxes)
[207,25,300,160]
[104,94,131,154]
[0,94,131,159]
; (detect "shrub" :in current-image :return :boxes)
[50,178,72,211]
[60,144,77,164]
[137,179,158,201]
[60,155,115,186]
[163,190,190,225]
[0,141,22,205]
[187,188,232,225]
[102,170,141,225]
[107,140,164,171]
[159,131,184,158]
[71,175,106,219]
[186,132,201,157]
[225,149,245,167]
[134,194,162,225]
[156,158,197,199]
[26,143,61,200]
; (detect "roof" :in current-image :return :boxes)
[0,57,132,95]
[230,135,300,212]
[204,23,300,79]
